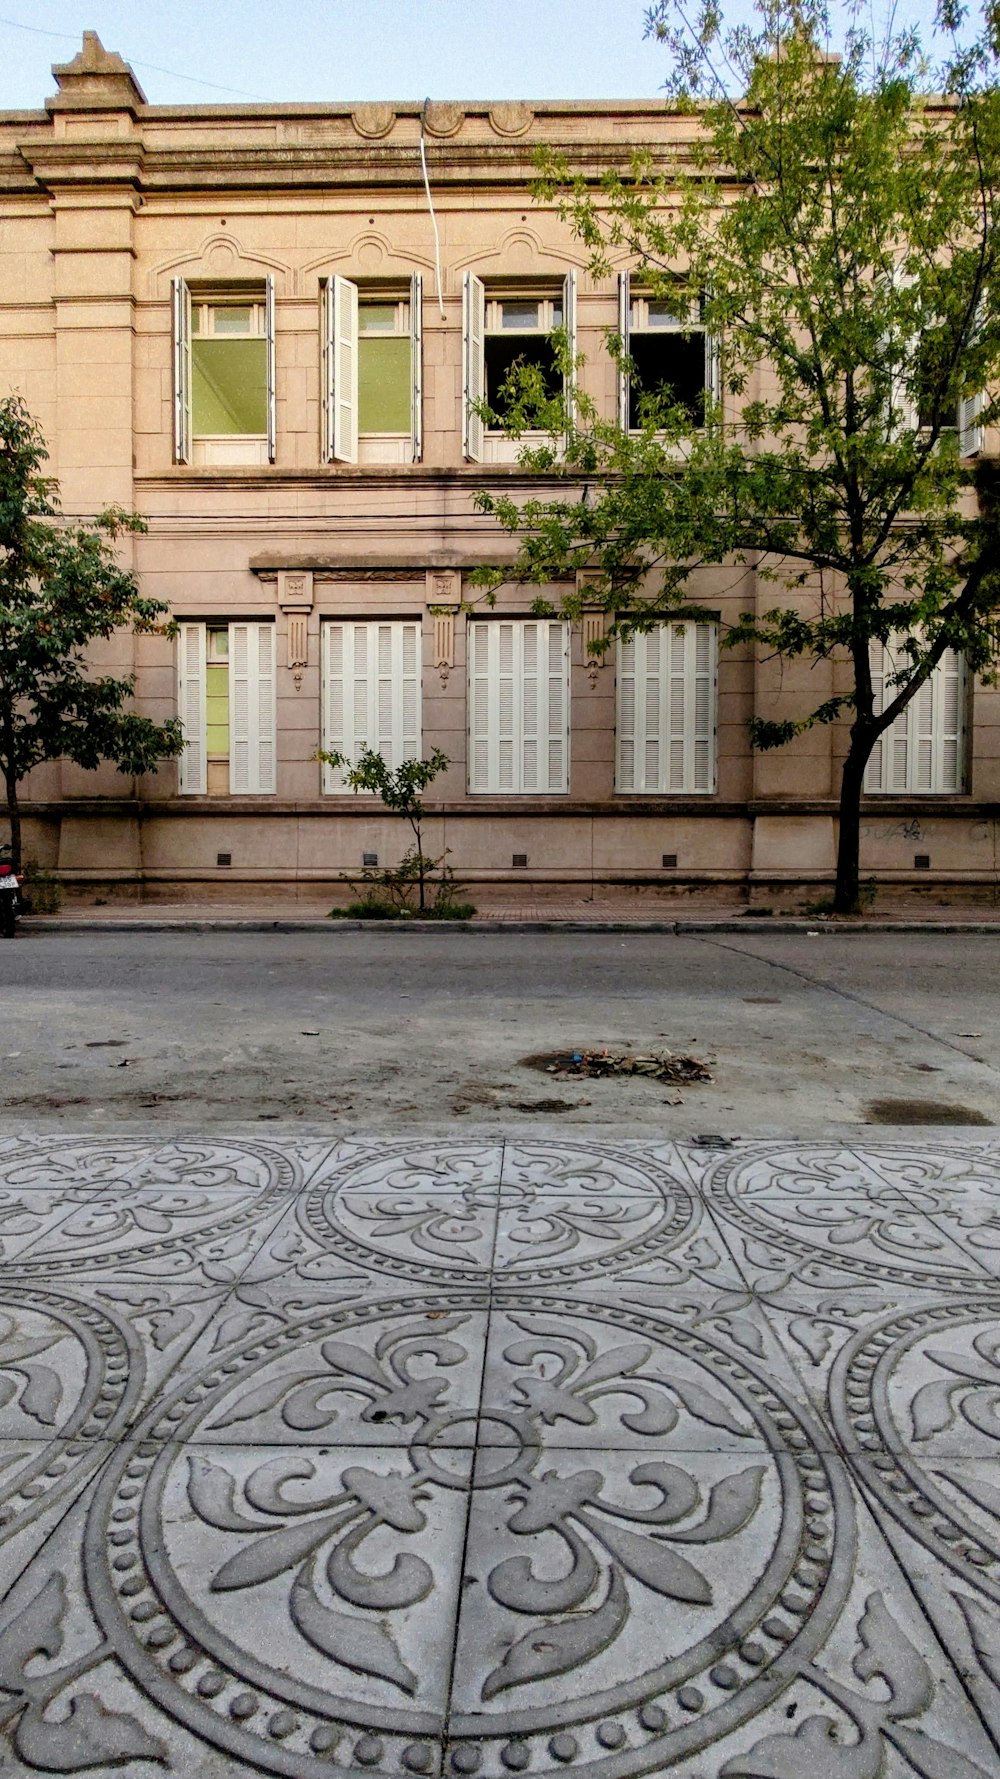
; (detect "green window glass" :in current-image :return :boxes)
[205,628,229,756]
[358,304,411,434]
[192,338,268,435]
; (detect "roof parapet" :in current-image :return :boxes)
[47,31,147,111]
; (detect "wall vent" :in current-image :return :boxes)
[662,853,678,868]
[914,854,931,870]
[512,853,528,868]
[363,852,378,867]
[216,852,232,867]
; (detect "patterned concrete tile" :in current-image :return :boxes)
[0,1131,996,1778]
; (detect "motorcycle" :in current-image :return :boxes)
[0,845,22,938]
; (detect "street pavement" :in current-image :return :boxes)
[1,1129,1000,1775]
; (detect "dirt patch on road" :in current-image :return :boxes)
[866,1097,992,1125]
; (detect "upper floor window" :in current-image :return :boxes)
[463,273,577,464]
[172,278,275,467]
[618,271,719,432]
[322,274,423,466]
[865,640,966,795]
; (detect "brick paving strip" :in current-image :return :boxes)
[1,1128,1000,1774]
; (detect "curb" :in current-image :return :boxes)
[14,916,1000,936]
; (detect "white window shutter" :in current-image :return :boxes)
[410,271,423,463]
[616,622,717,793]
[959,388,984,458]
[177,621,205,794]
[265,274,276,463]
[321,278,334,463]
[322,621,422,793]
[867,636,965,794]
[563,268,577,427]
[171,276,191,465]
[463,272,485,462]
[705,316,722,418]
[617,269,630,430]
[331,276,358,464]
[467,620,568,793]
[229,622,276,795]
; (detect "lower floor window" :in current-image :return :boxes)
[616,621,717,793]
[866,641,965,794]
[468,620,569,794]
[322,621,421,791]
[178,621,275,795]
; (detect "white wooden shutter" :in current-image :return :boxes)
[229,622,276,795]
[866,638,964,793]
[322,621,421,793]
[177,621,206,794]
[329,276,358,464]
[321,278,334,462]
[265,274,276,463]
[617,269,630,429]
[410,271,423,463]
[616,622,717,793]
[467,620,568,793]
[705,302,722,420]
[562,268,577,427]
[171,276,191,465]
[463,272,485,462]
[959,388,984,458]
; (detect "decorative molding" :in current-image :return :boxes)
[581,605,608,688]
[488,103,534,138]
[352,104,395,140]
[277,569,314,609]
[148,234,292,298]
[298,231,435,288]
[286,613,309,682]
[422,102,464,138]
[428,570,460,687]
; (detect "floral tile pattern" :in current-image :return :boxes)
[1,1132,1000,1775]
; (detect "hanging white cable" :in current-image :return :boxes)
[419,99,447,320]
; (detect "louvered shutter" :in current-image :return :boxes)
[616,622,716,793]
[326,276,358,464]
[705,298,722,421]
[959,389,984,458]
[617,269,631,429]
[866,638,964,794]
[410,271,423,463]
[322,622,421,793]
[229,622,276,795]
[265,275,276,464]
[463,272,485,462]
[171,276,191,465]
[467,620,568,793]
[562,268,578,428]
[177,621,205,794]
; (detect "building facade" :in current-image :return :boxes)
[3,33,998,904]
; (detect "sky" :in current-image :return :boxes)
[0,0,943,110]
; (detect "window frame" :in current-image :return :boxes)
[467,618,570,795]
[176,620,276,797]
[321,619,423,793]
[463,272,577,464]
[322,273,423,466]
[171,276,276,466]
[865,638,967,796]
[617,269,720,434]
[615,621,718,795]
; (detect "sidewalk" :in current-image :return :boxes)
[0,1129,998,1775]
[17,888,1000,933]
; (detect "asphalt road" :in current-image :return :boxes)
[1,928,998,1134]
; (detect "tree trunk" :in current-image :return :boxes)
[833,744,870,915]
[3,770,20,873]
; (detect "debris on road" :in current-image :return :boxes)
[526,1048,714,1087]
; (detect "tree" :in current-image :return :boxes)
[473,0,1000,912]
[316,745,450,911]
[0,396,183,869]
